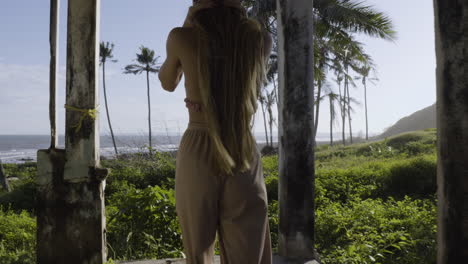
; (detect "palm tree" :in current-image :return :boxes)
[265,89,276,147]
[357,65,378,141]
[246,0,395,146]
[259,90,270,147]
[325,92,340,146]
[124,46,160,156]
[99,41,118,156]
[334,73,347,145]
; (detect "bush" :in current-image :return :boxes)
[315,154,437,203]
[265,176,278,202]
[261,155,278,178]
[316,197,436,264]
[381,155,437,199]
[268,201,279,253]
[0,174,36,214]
[0,208,36,264]
[103,151,176,198]
[2,163,36,180]
[106,185,183,261]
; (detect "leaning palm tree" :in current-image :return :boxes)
[99,41,118,156]
[124,46,160,156]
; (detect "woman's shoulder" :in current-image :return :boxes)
[167,27,198,43]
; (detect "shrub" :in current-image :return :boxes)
[2,163,36,180]
[0,208,36,264]
[261,155,278,178]
[316,197,436,264]
[0,174,36,214]
[265,176,278,202]
[268,201,279,253]
[380,155,437,199]
[106,185,183,261]
[103,151,176,198]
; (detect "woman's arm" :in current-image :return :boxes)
[158,28,184,92]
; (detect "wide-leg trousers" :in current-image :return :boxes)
[175,121,272,264]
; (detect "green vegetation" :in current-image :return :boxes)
[0,129,437,263]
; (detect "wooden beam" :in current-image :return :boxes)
[64,0,101,181]
[49,0,59,149]
[434,0,468,262]
[277,0,317,261]
[37,1,107,263]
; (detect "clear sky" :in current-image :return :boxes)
[0,0,436,137]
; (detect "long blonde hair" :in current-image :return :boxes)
[191,6,267,176]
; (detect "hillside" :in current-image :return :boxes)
[378,103,436,139]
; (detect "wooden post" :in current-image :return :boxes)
[49,0,59,149]
[37,0,108,263]
[276,0,318,262]
[434,0,468,262]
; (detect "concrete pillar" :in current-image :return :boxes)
[434,0,468,263]
[37,0,108,263]
[276,0,318,262]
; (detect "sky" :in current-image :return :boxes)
[0,0,436,137]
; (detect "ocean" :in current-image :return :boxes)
[0,133,280,164]
[0,132,337,164]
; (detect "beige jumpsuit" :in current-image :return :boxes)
[175,100,272,264]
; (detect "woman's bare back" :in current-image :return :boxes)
[159,20,272,124]
[159,27,207,123]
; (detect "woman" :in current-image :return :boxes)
[159,0,272,263]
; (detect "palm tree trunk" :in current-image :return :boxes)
[329,96,333,146]
[102,62,118,156]
[146,70,152,156]
[364,79,369,141]
[345,72,353,144]
[314,79,322,145]
[434,1,468,262]
[277,0,317,260]
[260,96,270,146]
[267,100,274,147]
[273,76,279,106]
[338,80,346,145]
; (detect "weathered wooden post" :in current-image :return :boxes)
[276,0,318,262]
[37,0,107,263]
[433,0,468,263]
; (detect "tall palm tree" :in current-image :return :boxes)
[357,65,378,141]
[246,0,395,146]
[99,41,118,156]
[124,46,160,156]
[313,39,328,144]
[326,92,340,146]
[334,73,347,145]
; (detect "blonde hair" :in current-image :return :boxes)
[191,7,267,176]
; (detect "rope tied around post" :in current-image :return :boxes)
[64,104,100,133]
